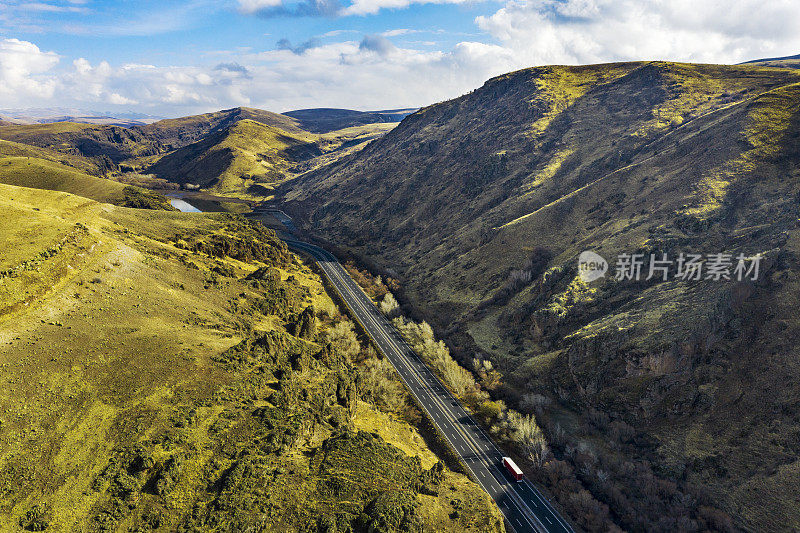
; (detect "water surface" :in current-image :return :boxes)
[169,198,202,212]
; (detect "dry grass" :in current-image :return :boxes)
[0,183,502,531]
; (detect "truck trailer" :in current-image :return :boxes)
[502,456,523,482]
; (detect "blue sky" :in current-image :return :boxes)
[8,1,490,65]
[1,0,799,117]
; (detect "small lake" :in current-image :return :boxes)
[169,198,202,212]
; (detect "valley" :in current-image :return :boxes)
[277,60,800,532]
[3,58,800,532]
[0,107,400,200]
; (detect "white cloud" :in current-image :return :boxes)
[59,58,253,111]
[3,1,800,116]
[237,0,283,13]
[108,92,137,105]
[0,39,59,102]
[381,28,418,37]
[19,2,90,13]
[322,29,358,37]
[342,0,473,16]
[475,0,800,66]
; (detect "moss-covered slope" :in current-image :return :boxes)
[284,61,800,531]
[0,184,502,532]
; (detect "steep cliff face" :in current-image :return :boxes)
[284,61,800,530]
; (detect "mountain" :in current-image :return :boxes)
[145,118,397,196]
[742,53,800,70]
[138,107,307,150]
[0,121,163,169]
[147,119,319,194]
[35,115,155,127]
[283,107,417,133]
[745,54,800,63]
[0,181,502,531]
[282,61,800,531]
[0,108,309,171]
[0,107,401,197]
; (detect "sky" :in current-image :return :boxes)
[0,0,799,117]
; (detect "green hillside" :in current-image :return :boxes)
[283,61,800,531]
[0,156,126,201]
[138,107,307,149]
[147,119,396,197]
[0,155,173,209]
[146,119,319,195]
[0,136,115,175]
[0,108,398,198]
[0,183,503,532]
[0,122,163,167]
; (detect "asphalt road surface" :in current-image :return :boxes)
[285,239,574,533]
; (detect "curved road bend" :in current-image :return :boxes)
[284,239,574,533]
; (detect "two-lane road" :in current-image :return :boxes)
[285,239,574,533]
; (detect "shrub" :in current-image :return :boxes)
[608,420,635,445]
[496,410,551,467]
[391,317,476,397]
[379,292,400,317]
[120,186,174,210]
[361,357,406,413]
[326,320,361,361]
[478,400,503,421]
[473,357,502,390]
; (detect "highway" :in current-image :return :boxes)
[284,239,574,533]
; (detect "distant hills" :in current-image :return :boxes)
[741,53,800,69]
[283,107,417,133]
[742,52,800,63]
[0,105,415,132]
[0,106,404,196]
[0,107,162,126]
[147,119,318,193]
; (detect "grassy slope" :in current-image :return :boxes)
[0,156,129,203]
[285,61,800,530]
[0,121,163,168]
[0,155,175,210]
[139,107,306,148]
[147,119,318,195]
[0,138,100,173]
[148,120,396,197]
[0,184,502,532]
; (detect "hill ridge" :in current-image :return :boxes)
[282,59,800,532]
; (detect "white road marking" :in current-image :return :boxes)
[287,241,572,533]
